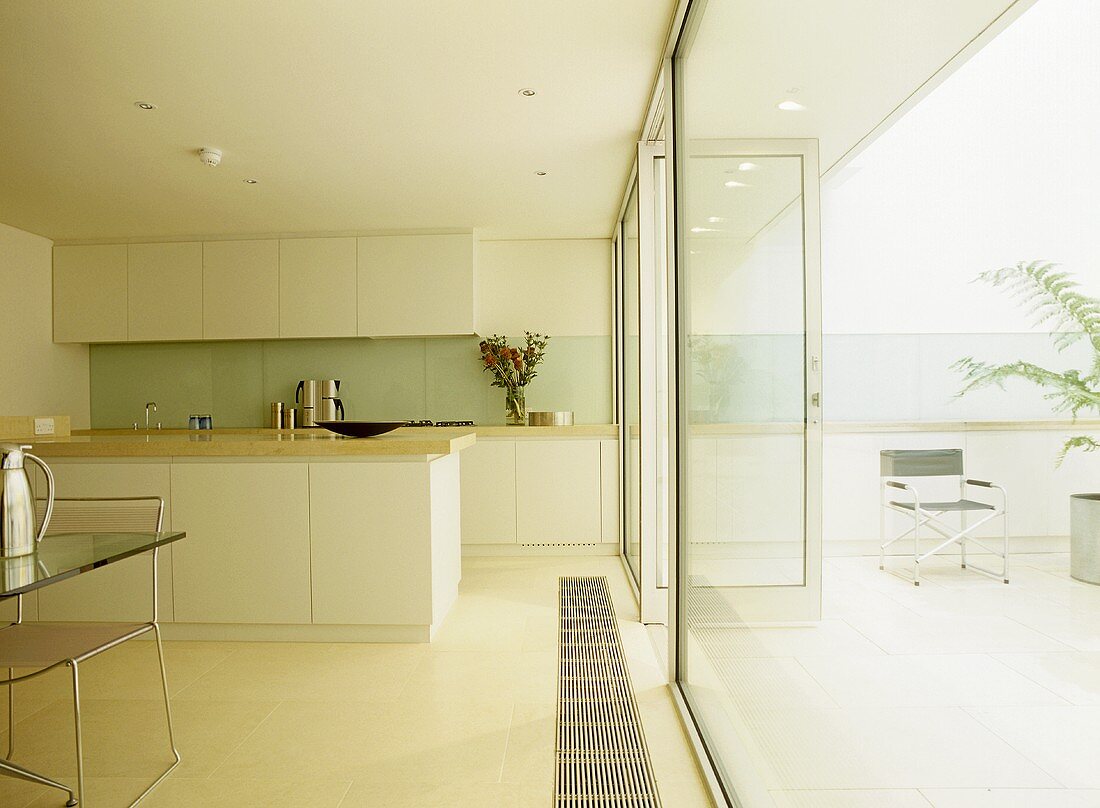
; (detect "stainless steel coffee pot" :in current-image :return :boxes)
[0,444,55,557]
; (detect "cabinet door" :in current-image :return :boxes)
[128,242,203,341]
[357,234,474,336]
[171,462,311,624]
[53,245,128,342]
[35,461,174,622]
[516,440,602,544]
[461,440,517,544]
[600,439,619,543]
[203,240,279,339]
[309,462,432,625]
[279,237,357,337]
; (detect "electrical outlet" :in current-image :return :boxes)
[33,417,55,436]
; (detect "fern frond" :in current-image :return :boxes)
[1057,435,1100,467]
[977,261,1100,359]
[952,357,1100,416]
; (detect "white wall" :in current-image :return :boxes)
[0,222,90,427]
[823,0,1100,336]
[477,238,612,336]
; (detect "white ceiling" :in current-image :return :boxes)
[0,0,675,242]
[0,0,1026,244]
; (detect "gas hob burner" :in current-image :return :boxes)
[403,419,476,428]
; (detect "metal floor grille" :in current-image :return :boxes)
[556,576,662,807]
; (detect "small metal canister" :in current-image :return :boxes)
[198,415,213,430]
[271,402,285,429]
[188,414,202,430]
[282,408,297,429]
[527,411,575,427]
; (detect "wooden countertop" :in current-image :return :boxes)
[21,428,476,458]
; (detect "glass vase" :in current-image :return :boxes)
[505,388,527,426]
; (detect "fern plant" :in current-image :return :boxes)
[953,260,1100,463]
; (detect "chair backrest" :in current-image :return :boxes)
[880,449,963,478]
[35,496,164,536]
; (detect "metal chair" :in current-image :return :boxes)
[2,496,177,806]
[880,449,1008,586]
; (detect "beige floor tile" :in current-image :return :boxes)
[500,701,554,789]
[769,789,933,807]
[21,776,353,808]
[173,642,425,702]
[840,610,1072,655]
[5,697,278,780]
[688,619,887,659]
[920,788,1099,807]
[740,706,1058,790]
[966,705,1100,788]
[213,698,513,783]
[399,649,557,705]
[993,651,1100,705]
[798,653,1068,707]
[338,780,551,807]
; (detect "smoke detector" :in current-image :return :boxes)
[199,147,222,167]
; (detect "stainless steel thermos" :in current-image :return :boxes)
[0,444,55,558]
[295,379,344,427]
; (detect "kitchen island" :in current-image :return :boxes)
[18,428,475,642]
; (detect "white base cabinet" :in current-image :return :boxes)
[461,437,618,550]
[27,454,463,642]
[171,462,312,624]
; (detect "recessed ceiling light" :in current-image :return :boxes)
[706,216,727,223]
[243,178,259,184]
[134,101,157,110]
[519,88,537,97]
[535,171,547,176]
[777,100,805,111]
[738,162,759,171]
[724,180,749,188]
[690,226,720,233]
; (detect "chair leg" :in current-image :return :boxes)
[69,660,83,807]
[6,667,13,760]
[913,510,921,586]
[1003,511,1010,584]
[153,623,180,765]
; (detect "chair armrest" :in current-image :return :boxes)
[965,478,993,488]
[884,479,920,509]
[965,478,1008,508]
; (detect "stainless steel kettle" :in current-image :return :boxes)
[0,444,55,557]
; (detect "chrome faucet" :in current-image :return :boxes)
[145,402,160,430]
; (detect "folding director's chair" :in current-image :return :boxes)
[880,448,1008,586]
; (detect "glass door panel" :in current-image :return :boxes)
[678,140,821,625]
[622,179,642,585]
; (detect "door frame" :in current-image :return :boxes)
[673,137,823,629]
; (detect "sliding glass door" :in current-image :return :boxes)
[672,7,822,797]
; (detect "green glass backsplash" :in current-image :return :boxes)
[89,336,613,428]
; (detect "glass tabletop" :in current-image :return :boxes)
[0,532,185,598]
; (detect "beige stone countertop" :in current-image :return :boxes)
[72,425,619,439]
[22,428,476,458]
[465,424,617,438]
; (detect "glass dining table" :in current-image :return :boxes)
[0,531,185,807]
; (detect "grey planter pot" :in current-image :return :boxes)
[1070,494,1100,585]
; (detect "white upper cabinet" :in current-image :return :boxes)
[128,242,203,341]
[53,244,128,343]
[202,239,279,339]
[279,237,357,338]
[357,234,475,337]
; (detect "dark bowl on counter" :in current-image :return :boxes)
[314,421,406,438]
